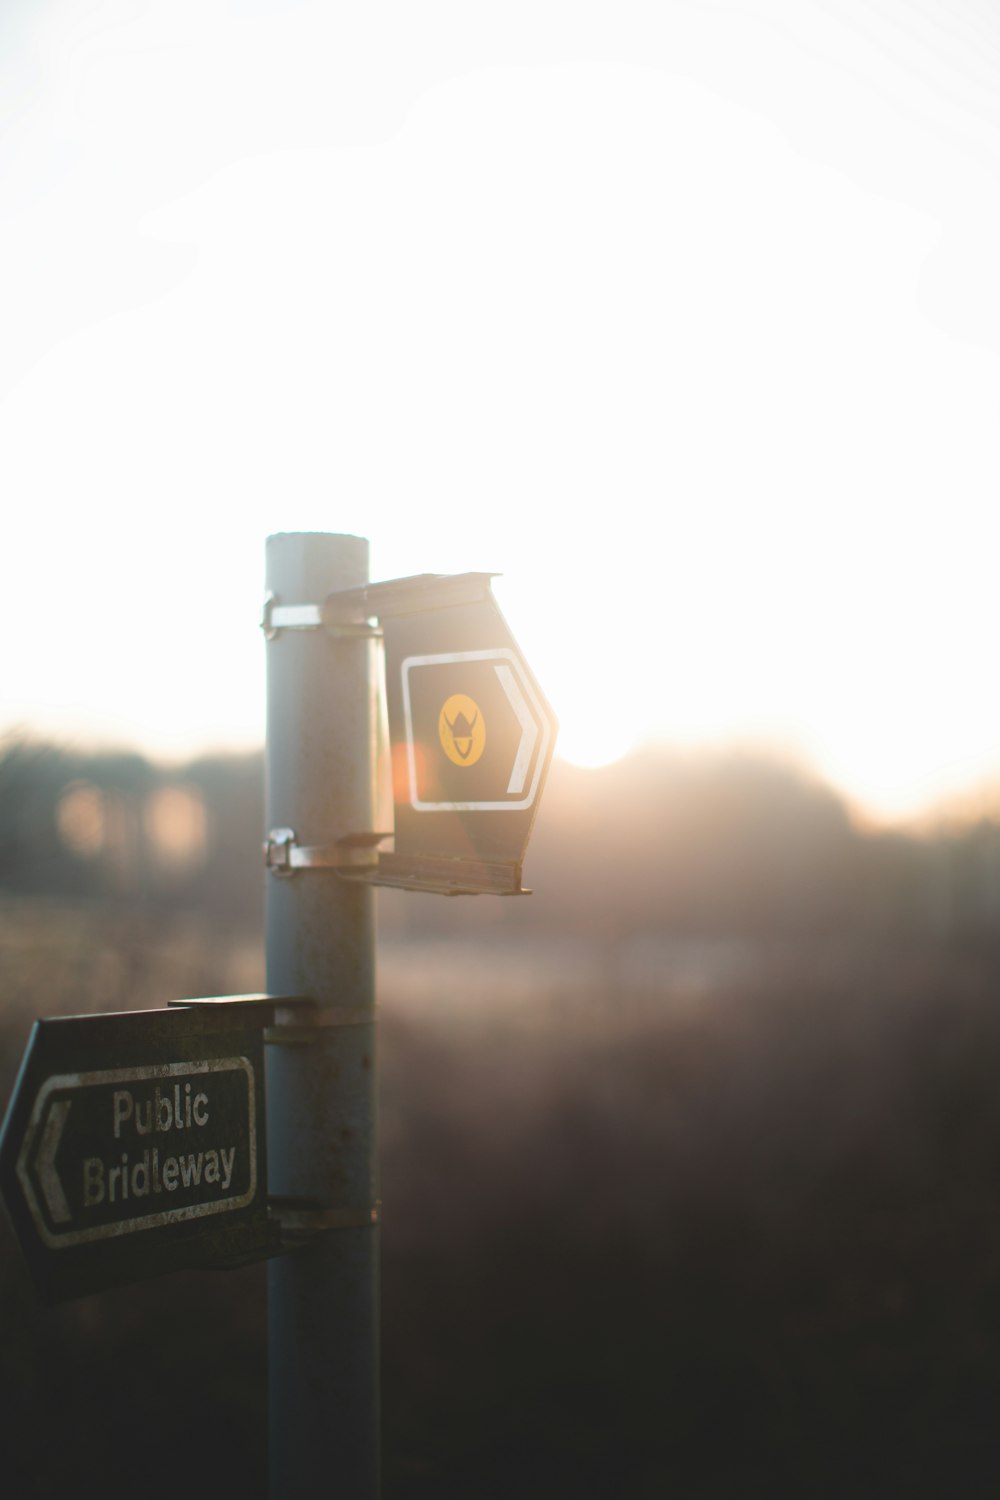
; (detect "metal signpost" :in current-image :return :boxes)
[0,531,557,1499]
[263,531,382,1500]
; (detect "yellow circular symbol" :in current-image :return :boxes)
[439,694,486,767]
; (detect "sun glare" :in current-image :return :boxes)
[556,718,636,771]
[3,13,1000,824]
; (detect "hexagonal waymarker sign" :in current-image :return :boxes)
[371,574,557,894]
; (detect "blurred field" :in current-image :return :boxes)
[4,897,1000,1497]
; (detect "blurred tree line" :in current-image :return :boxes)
[2,735,999,944]
[0,739,263,927]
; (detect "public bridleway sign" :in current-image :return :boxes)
[0,1001,277,1301]
[362,573,557,894]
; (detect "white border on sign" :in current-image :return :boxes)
[401,648,552,812]
[17,1057,257,1249]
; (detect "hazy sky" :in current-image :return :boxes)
[3,0,999,822]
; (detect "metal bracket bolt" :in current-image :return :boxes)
[264,828,388,878]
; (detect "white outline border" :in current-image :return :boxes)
[401,648,553,812]
[17,1058,257,1249]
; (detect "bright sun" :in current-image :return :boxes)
[555,714,636,770]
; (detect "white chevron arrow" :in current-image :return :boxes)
[35,1098,72,1225]
[495,663,538,796]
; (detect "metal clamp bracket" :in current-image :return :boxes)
[260,592,382,641]
[264,1000,377,1046]
[261,573,497,639]
[269,1199,382,1246]
[265,828,389,877]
